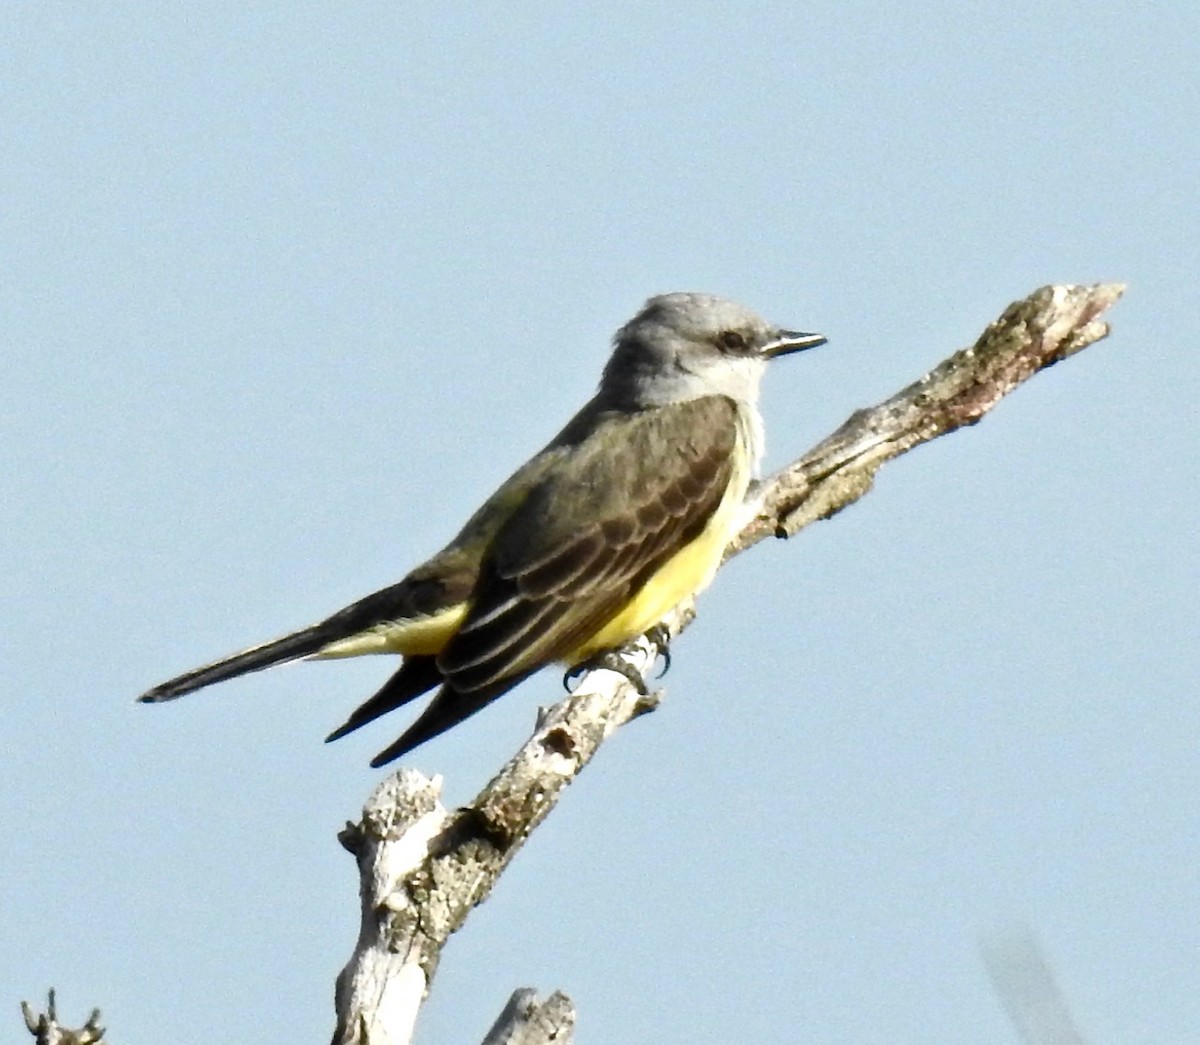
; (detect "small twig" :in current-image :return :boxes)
[21,991,106,1045]
[480,988,576,1045]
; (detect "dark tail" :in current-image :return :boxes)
[365,670,535,767]
[325,656,445,744]
[137,576,446,705]
[325,658,531,766]
[137,625,335,703]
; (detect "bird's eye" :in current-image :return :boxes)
[718,330,747,352]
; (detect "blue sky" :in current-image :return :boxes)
[4,4,1197,1042]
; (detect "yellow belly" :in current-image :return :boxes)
[566,459,749,663]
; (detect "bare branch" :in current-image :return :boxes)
[334,282,1124,1042]
[21,991,106,1045]
[730,282,1124,553]
[332,630,663,1044]
[331,770,451,1045]
[481,989,576,1045]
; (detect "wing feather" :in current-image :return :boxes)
[440,395,740,690]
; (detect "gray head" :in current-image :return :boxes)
[600,292,825,408]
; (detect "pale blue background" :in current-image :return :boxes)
[5,4,1197,1043]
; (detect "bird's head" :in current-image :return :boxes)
[600,292,825,408]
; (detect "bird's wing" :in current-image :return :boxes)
[439,394,741,692]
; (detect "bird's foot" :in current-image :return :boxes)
[562,625,673,694]
[563,649,650,695]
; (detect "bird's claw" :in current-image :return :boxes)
[562,625,673,693]
[563,650,650,695]
[646,623,672,678]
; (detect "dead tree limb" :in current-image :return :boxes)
[331,282,1125,1044]
[480,989,576,1045]
[732,281,1124,553]
[331,631,660,1044]
[21,991,106,1045]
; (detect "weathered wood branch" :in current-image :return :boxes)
[480,989,576,1045]
[731,281,1124,553]
[21,991,106,1045]
[331,632,661,1043]
[331,282,1125,1043]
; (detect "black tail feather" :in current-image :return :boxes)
[138,572,465,707]
[368,671,535,767]
[324,656,444,744]
[137,626,334,703]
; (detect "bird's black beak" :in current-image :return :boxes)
[762,329,828,359]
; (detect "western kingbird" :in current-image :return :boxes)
[139,293,825,765]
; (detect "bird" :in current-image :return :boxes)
[138,293,826,766]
